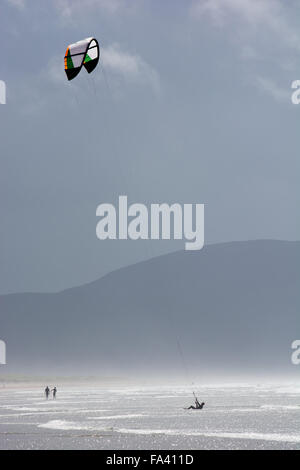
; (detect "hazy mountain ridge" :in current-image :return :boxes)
[0,240,299,377]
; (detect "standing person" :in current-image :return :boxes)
[51,387,57,400]
[45,386,50,400]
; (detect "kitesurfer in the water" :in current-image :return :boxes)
[51,387,57,399]
[188,398,205,410]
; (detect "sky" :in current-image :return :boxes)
[0,0,299,294]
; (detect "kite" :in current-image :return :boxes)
[64,37,99,81]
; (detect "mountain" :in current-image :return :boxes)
[0,240,299,378]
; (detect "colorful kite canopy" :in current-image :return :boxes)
[64,37,100,81]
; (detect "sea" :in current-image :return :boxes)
[0,383,299,450]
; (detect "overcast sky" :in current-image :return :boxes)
[0,0,299,293]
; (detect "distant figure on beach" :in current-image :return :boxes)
[51,387,57,400]
[187,398,205,410]
[45,386,50,400]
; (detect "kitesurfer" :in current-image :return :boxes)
[187,398,205,410]
[51,387,57,399]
